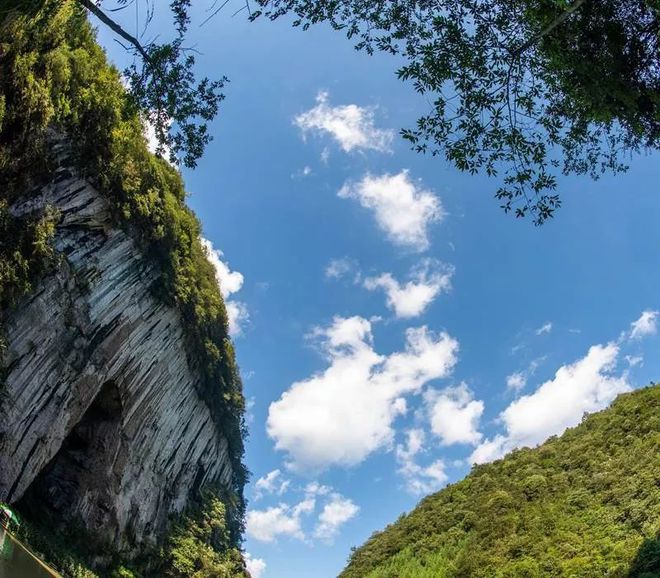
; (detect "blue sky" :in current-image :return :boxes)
[96,5,660,577]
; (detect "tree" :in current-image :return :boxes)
[72,0,229,168]
[252,0,660,223]
[16,0,659,220]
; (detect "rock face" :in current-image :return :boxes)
[0,144,234,554]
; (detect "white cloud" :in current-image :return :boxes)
[292,496,316,518]
[292,165,313,179]
[397,428,425,462]
[395,429,448,495]
[244,553,266,578]
[625,354,643,368]
[202,238,244,295]
[505,357,544,392]
[295,91,393,153]
[469,434,509,465]
[338,171,443,251]
[325,257,357,280]
[246,485,322,543]
[246,482,358,545]
[629,310,659,340]
[201,237,249,336]
[535,321,553,335]
[143,112,174,165]
[224,301,249,336]
[471,343,630,464]
[314,494,359,542]
[304,481,331,497]
[363,259,453,318]
[425,383,484,446]
[245,396,256,424]
[254,469,290,500]
[267,316,459,471]
[506,372,526,391]
[246,504,307,543]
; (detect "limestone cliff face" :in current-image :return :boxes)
[0,143,234,554]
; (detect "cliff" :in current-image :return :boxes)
[0,141,233,553]
[0,2,247,574]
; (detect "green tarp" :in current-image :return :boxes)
[0,504,20,528]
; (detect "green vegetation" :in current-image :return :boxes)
[31,0,660,224]
[160,489,249,578]
[0,0,246,493]
[14,489,249,578]
[14,517,105,578]
[341,385,660,578]
[256,0,660,223]
[1,0,247,570]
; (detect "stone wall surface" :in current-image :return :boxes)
[0,145,233,553]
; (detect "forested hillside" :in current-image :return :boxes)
[341,385,660,578]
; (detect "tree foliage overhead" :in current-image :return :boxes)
[340,385,660,578]
[24,0,658,221]
[254,0,660,223]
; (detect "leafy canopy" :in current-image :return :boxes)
[48,0,660,221]
[254,0,660,223]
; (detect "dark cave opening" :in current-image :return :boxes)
[17,380,125,543]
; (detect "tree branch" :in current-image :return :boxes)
[77,0,152,65]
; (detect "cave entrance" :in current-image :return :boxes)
[17,380,125,543]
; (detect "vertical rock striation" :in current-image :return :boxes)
[0,148,235,554]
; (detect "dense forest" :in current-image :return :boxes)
[341,385,660,578]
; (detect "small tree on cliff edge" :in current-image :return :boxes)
[75,0,659,221]
[74,0,227,169]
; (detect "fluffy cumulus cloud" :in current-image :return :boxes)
[254,469,290,500]
[246,504,306,543]
[363,259,453,318]
[505,357,544,392]
[471,343,631,464]
[629,310,659,340]
[395,429,448,495]
[314,494,360,541]
[246,488,318,544]
[295,91,393,153]
[425,383,484,446]
[267,316,459,471]
[201,237,249,336]
[338,171,443,251]
[244,553,266,578]
[247,483,357,544]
